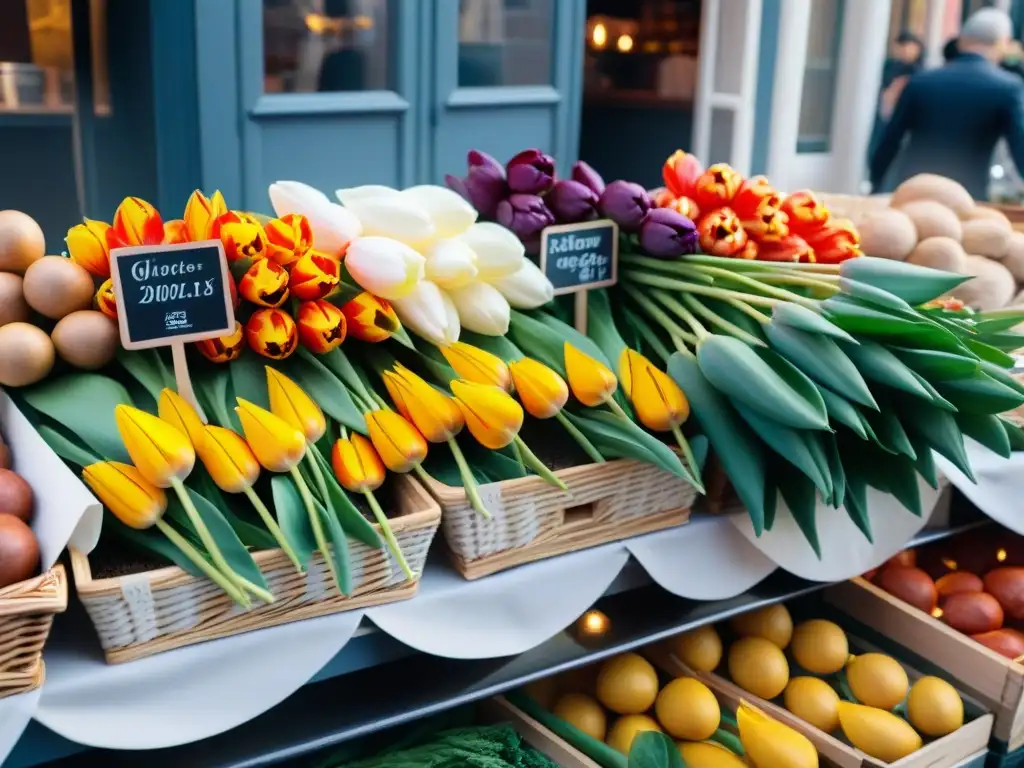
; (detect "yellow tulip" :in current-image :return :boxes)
[197,425,260,493]
[509,358,568,419]
[235,398,307,472]
[365,410,428,473]
[114,405,195,488]
[737,700,818,768]
[158,388,206,448]
[564,342,617,407]
[82,461,167,530]
[837,702,922,762]
[441,342,511,390]
[619,348,690,431]
[451,379,524,450]
[383,364,464,443]
[66,218,112,278]
[183,189,227,241]
[331,434,386,493]
[265,367,326,443]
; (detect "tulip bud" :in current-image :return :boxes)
[341,292,400,342]
[448,281,511,335]
[599,181,652,232]
[264,213,313,267]
[94,278,117,319]
[401,185,478,238]
[66,219,113,278]
[423,238,478,290]
[439,285,461,345]
[451,380,524,450]
[211,210,269,262]
[639,208,698,258]
[196,321,245,363]
[246,308,299,359]
[659,194,701,222]
[805,219,860,264]
[732,176,782,221]
[83,461,168,530]
[113,197,164,246]
[506,149,556,195]
[297,299,347,353]
[163,219,189,244]
[114,405,195,488]
[662,150,704,199]
[197,425,260,494]
[269,180,362,257]
[342,195,436,248]
[383,364,464,442]
[345,236,426,300]
[618,349,689,431]
[697,208,748,257]
[366,410,428,472]
[571,160,606,196]
[288,250,340,301]
[390,280,456,346]
[487,258,554,309]
[547,180,599,223]
[441,342,511,390]
[455,149,509,218]
[158,388,206,448]
[335,185,400,206]
[331,434,386,493]
[564,342,617,407]
[183,189,227,242]
[236,398,307,472]
[266,367,326,443]
[459,222,526,282]
[781,190,830,238]
[693,163,742,212]
[239,258,290,307]
[509,358,568,419]
[742,208,790,243]
[496,194,555,243]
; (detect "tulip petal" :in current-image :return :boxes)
[458,222,524,281]
[266,367,326,442]
[345,236,425,300]
[331,434,385,493]
[335,185,400,206]
[343,197,436,248]
[509,358,568,419]
[390,280,452,346]
[269,181,362,256]
[487,258,554,309]
[400,185,478,238]
[448,281,510,336]
[365,410,428,473]
[83,461,167,530]
[451,380,523,450]
[235,398,306,472]
[564,342,617,406]
[114,405,196,487]
[438,287,461,345]
[424,238,478,290]
[158,389,207,447]
[198,425,260,494]
[440,342,511,390]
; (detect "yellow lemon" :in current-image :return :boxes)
[596,653,660,715]
[737,699,819,768]
[606,714,662,754]
[655,677,720,740]
[907,676,964,737]
[837,701,922,761]
[552,693,607,741]
[783,677,840,733]
[846,653,909,711]
[677,741,748,768]
[730,604,794,649]
[727,637,790,699]
[672,625,723,672]
[790,620,849,675]
[522,677,559,709]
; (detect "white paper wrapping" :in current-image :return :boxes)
[936,440,1024,533]
[0,689,40,765]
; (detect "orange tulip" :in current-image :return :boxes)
[66,218,113,278]
[731,175,782,221]
[163,218,189,244]
[265,213,313,267]
[94,278,117,319]
[296,299,346,353]
[365,410,428,473]
[742,208,790,243]
[697,208,749,257]
[183,189,227,241]
[195,321,245,363]
[112,197,164,246]
[341,292,400,342]
[239,258,290,307]
[246,308,298,359]
[289,250,340,300]
[331,434,386,493]
[564,342,617,407]
[692,163,742,212]
[383,364,464,443]
[662,150,704,200]
[509,358,568,419]
[805,218,862,264]
[441,342,511,390]
[781,191,830,238]
[758,235,814,263]
[211,210,268,262]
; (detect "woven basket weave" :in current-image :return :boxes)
[425,458,697,580]
[0,565,67,698]
[71,477,440,664]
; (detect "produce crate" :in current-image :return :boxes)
[482,696,601,767]
[426,458,696,580]
[828,578,1024,752]
[70,477,440,664]
[0,564,67,698]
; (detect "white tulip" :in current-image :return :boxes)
[335,185,400,206]
[487,258,554,309]
[448,281,511,336]
[269,181,362,256]
[345,236,425,300]
[438,288,461,346]
[391,280,454,347]
[343,196,435,248]
[400,185,478,238]
[458,222,524,282]
[424,238,478,290]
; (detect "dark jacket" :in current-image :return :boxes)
[870,53,1024,199]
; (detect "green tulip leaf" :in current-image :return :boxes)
[105,516,207,579]
[838,256,970,304]
[562,410,693,483]
[731,401,830,497]
[35,424,101,467]
[230,352,271,411]
[284,352,367,433]
[116,348,167,402]
[182,487,269,590]
[935,374,1024,415]
[1001,417,1024,452]
[839,339,937,403]
[891,347,980,380]
[309,447,382,549]
[586,289,630,373]
[898,396,975,482]
[316,495,353,596]
[190,466,278,551]
[271,475,317,567]
[956,411,1012,459]
[776,461,822,557]
[192,363,236,429]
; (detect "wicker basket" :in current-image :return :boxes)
[424,458,697,580]
[0,565,68,698]
[70,477,441,664]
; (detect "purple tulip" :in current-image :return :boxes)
[445,174,469,201]
[571,160,606,196]
[547,179,600,223]
[496,193,555,242]
[599,181,652,232]
[639,208,698,258]
[448,150,506,218]
[506,149,556,195]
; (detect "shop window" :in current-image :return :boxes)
[0,0,75,115]
[262,0,390,93]
[457,0,553,87]
[797,0,844,154]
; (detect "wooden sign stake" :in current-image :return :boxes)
[171,342,207,423]
[574,292,588,335]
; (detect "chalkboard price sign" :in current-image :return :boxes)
[538,219,619,296]
[110,240,236,350]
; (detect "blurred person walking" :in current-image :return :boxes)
[870,8,1024,200]
[868,31,924,162]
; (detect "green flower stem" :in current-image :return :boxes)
[446,437,491,519]
[756,272,842,292]
[364,490,415,581]
[620,254,715,283]
[554,410,605,464]
[289,465,342,594]
[155,519,251,608]
[710,726,744,757]
[243,486,304,573]
[650,289,710,340]
[623,270,781,308]
[510,438,527,475]
[513,436,568,491]
[169,477,274,604]
[682,253,841,274]
[722,296,771,325]
[670,424,705,493]
[621,306,691,361]
[689,264,819,306]
[621,283,698,343]
[305,447,331,503]
[604,395,632,421]
[680,293,766,347]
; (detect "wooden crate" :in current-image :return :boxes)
[427,458,696,580]
[71,477,440,663]
[0,564,67,699]
[828,578,1024,752]
[480,697,601,767]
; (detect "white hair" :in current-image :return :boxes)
[960,7,1013,46]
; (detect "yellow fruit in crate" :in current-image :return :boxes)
[730,604,794,649]
[727,637,790,699]
[596,653,659,714]
[655,677,720,740]
[737,699,819,768]
[606,714,662,754]
[907,676,964,737]
[672,625,723,672]
[677,741,748,768]
[783,676,840,733]
[846,653,909,710]
[790,619,849,675]
[552,693,607,741]
[837,701,923,761]
[522,677,559,709]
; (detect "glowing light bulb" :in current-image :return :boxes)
[617,34,634,53]
[931,607,944,619]
[942,558,958,571]
[575,609,611,641]
[592,23,607,49]
[998,548,1008,562]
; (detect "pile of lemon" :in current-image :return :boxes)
[674,604,966,762]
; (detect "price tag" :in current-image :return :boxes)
[538,219,619,333]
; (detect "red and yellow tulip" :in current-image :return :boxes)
[246,308,298,359]
[662,150,704,200]
[731,175,782,221]
[112,197,164,246]
[289,250,341,301]
[66,218,114,278]
[212,210,268,262]
[195,321,245,363]
[509,358,568,419]
[757,235,814,263]
[805,218,861,264]
[365,410,428,472]
[341,292,400,342]
[693,163,742,212]
[265,213,313,267]
[94,278,117,319]
[162,219,189,244]
[781,191,830,238]
[297,299,346,353]
[239,259,290,307]
[741,208,790,243]
[697,208,749,257]
[183,189,228,242]
[441,342,511,390]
